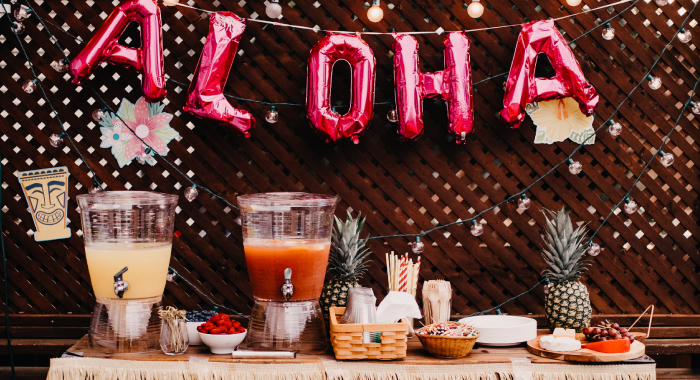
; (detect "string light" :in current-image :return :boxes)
[411,236,425,254]
[623,197,638,214]
[517,194,531,210]
[567,159,582,175]
[266,0,282,19]
[21,78,37,93]
[647,75,662,90]
[654,0,668,5]
[608,120,622,137]
[184,185,199,202]
[658,151,674,167]
[691,101,700,115]
[11,21,24,34]
[265,105,279,123]
[50,59,69,73]
[13,4,30,21]
[566,0,582,5]
[387,106,398,123]
[470,220,484,236]
[677,28,692,44]
[586,242,601,256]
[92,108,106,122]
[49,132,66,148]
[162,0,180,6]
[467,0,484,18]
[367,0,383,23]
[601,23,615,40]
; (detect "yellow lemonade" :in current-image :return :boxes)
[85,243,172,299]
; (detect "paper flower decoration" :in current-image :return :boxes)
[99,97,179,167]
[527,97,595,145]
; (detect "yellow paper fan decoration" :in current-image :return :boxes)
[528,97,595,145]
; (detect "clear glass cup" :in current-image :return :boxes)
[160,319,189,355]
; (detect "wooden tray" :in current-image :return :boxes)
[526,335,645,362]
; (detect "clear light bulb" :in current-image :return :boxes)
[49,133,64,148]
[92,109,105,122]
[162,0,180,6]
[587,243,601,256]
[518,195,531,210]
[13,5,30,21]
[367,1,383,23]
[387,108,398,122]
[647,75,662,90]
[691,102,700,115]
[568,160,583,175]
[22,79,37,93]
[655,0,668,5]
[467,0,484,18]
[266,0,283,19]
[678,29,692,44]
[88,185,101,194]
[624,199,638,214]
[566,0,582,6]
[411,239,425,254]
[608,122,622,137]
[659,152,674,167]
[470,221,484,236]
[602,25,615,40]
[51,60,69,72]
[184,186,199,201]
[11,21,25,34]
[265,106,279,123]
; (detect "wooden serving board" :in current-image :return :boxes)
[526,335,645,362]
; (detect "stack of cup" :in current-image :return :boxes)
[340,287,377,343]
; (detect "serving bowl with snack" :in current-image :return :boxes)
[197,313,247,354]
[186,310,218,345]
[415,322,479,359]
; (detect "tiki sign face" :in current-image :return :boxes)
[18,167,71,242]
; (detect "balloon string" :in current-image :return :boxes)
[169,0,632,35]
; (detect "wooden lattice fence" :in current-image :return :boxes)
[0,0,698,319]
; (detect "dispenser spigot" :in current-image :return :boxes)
[280,268,294,301]
[113,267,130,298]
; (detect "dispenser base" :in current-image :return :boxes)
[240,298,328,354]
[88,296,162,353]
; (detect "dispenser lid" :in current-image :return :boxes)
[238,192,337,211]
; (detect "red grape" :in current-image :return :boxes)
[611,323,620,329]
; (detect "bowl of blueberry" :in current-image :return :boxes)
[186,310,218,345]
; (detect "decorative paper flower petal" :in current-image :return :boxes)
[124,138,143,161]
[117,98,136,122]
[144,134,167,155]
[147,113,173,130]
[134,97,150,125]
[529,97,594,144]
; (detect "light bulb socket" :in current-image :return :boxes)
[61,58,70,65]
[144,148,152,155]
[646,75,654,82]
[168,267,176,275]
[588,241,594,247]
[58,132,67,138]
[471,219,477,226]
[270,0,279,3]
[658,150,666,156]
[624,197,631,203]
[691,101,697,106]
[372,0,380,6]
[191,184,198,189]
[609,119,616,125]
[604,22,611,28]
[495,308,502,315]
[270,105,276,111]
[101,106,110,112]
[542,276,551,285]
[680,28,686,33]
[31,78,38,84]
[567,158,574,165]
[415,236,420,242]
[520,193,527,200]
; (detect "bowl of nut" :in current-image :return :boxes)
[415,322,479,359]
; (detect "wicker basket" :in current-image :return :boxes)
[329,307,409,360]
[415,331,480,359]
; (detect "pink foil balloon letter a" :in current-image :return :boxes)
[70,0,165,103]
[184,12,255,137]
[500,20,599,129]
[393,32,474,143]
[306,34,376,143]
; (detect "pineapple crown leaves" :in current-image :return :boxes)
[328,211,372,281]
[540,207,592,283]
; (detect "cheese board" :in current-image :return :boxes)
[526,334,645,363]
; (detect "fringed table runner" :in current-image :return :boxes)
[48,357,655,380]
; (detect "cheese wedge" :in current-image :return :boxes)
[552,328,576,339]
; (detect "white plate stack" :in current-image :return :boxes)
[459,315,537,346]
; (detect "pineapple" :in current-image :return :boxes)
[319,212,372,322]
[541,207,592,332]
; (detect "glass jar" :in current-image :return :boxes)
[160,319,189,355]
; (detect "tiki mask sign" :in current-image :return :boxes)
[18,167,71,242]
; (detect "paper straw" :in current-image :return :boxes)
[399,255,408,292]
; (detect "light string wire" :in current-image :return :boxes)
[592,65,700,242]
[173,0,632,35]
[369,0,698,242]
[2,0,104,191]
[464,277,550,319]
[9,0,693,318]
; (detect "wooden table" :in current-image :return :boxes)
[46,336,657,380]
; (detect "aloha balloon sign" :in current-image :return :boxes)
[70,0,598,144]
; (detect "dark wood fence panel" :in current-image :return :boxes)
[0,0,698,317]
